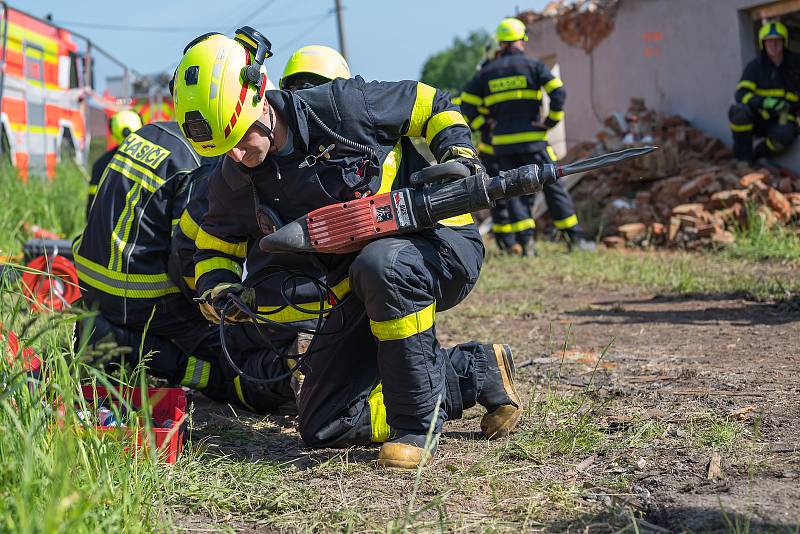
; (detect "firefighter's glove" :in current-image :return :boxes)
[440,146,484,176]
[762,97,787,112]
[199,283,256,324]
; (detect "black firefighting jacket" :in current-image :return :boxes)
[735,50,800,121]
[73,122,204,323]
[460,48,565,156]
[87,147,117,218]
[193,77,481,298]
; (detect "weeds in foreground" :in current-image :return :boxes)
[725,203,800,263]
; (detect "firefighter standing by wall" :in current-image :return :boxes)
[171,28,523,469]
[729,21,800,162]
[87,110,143,217]
[461,18,595,254]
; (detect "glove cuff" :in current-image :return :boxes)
[439,145,479,164]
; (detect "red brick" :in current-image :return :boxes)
[739,172,766,187]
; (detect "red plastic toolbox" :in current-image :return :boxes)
[79,386,187,464]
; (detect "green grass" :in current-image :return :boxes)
[0,164,87,256]
[725,206,800,262]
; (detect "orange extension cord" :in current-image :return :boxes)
[20,255,81,312]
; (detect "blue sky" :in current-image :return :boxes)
[22,0,548,84]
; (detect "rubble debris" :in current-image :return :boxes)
[516,1,619,53]
[560,98,800,249]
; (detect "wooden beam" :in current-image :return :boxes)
[751,0,800,20]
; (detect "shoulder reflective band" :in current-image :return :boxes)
[543,77,564,94]
[370,301,435,341]
[459,91,482,106]
[742,92,755,105]
[755,88,785,97]
[737,80,756,92]
[368,383,390,443]
[195,228,247,258]
[492,219,535,234]
[425,111,468,146]
[484,89,541,107]
[492,131,548,145]
[553,214,578,229]
[407,82,436,137]
[378,143,403,195]
[179,210,201,240]
[787,92,799,102]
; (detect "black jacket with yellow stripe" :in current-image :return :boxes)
[73,122,205,324]
[193,77,481,299]
[460,48,565,156]
[735,51,800,120]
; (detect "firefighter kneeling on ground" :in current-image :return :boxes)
[171,27,523,469]
[74,118,296,412]
[729,21,800,163]
[460,18,595,255]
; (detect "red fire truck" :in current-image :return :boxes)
[0,3,131,179]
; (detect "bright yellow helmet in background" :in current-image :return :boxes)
[759,21,789,49]
[279,45,351,89]
[109,110,142,145]
[172,28,272,157]
[495,18,527,43]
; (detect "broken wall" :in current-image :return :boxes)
[523,0,800,171]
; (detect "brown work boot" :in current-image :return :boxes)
[377,431,439,470]
[478,344,523,439]
[508,243,523,256]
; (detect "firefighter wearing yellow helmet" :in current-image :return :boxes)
[729,21,800,161]
[460,18,595,255]
[171,27,522,470]
[86,110,143,216]
[280,45,350,91]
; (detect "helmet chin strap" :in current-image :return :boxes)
[253,104,276,146]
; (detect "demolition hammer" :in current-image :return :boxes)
[259,146,657,254]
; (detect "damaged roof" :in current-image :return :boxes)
[516,0,620,53]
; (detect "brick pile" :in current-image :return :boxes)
[564,99,800,249]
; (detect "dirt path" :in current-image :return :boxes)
[183,261,800,532]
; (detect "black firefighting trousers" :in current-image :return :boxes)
[78,291,294,413]
[296,229,491,447]
[729,103,799,161]
[489,148,581,249]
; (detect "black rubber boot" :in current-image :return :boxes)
[520,238,537,257]
[377,430,440,469]
[477,344,523,439]
[565,229,597,252]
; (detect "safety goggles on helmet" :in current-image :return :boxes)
[170,26,273,156]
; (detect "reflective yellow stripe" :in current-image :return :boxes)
[547,110,565,122]
[179,210,201,240]
[73,247,179,299]
[477,106,489,115]
[234,375,256,411]
[478,142,495,156]
[88,185,98,194]
[546,146,558,162]
[787,92,799,103]
[493,131,548,145]
[488,75,528,93]
[425,110,468,145]
[370,302,435,341]
[742,92,755,105]
[755,88,785,97]
[181,356,211,389]
[195,228,247,258]
[553,214,579,229]
[368,384,390,443]
[766,138,778,151]
[459,91,482,106]
[492,219,535,233]
[730,122,753,132]
[470,115,486,130]
[108,153,165,193]
[737,80,756,91]
[407,82,436,137]
[378,143,403,195]
[760,109,771,120]
[543,77,564,93]
[484,89,541,107]
[183,276,196,290]
[439,213,474,227]
[195,257,243,280]
[257,278,351,323]
[109,184,143,270]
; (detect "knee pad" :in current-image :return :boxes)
[728,103,753,125]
